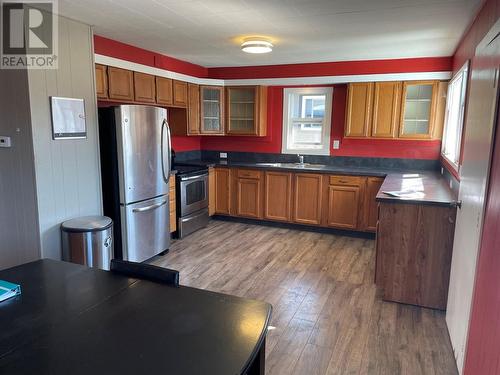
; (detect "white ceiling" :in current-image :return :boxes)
[58,0,482,68]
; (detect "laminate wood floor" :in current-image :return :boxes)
[151,219,458,375]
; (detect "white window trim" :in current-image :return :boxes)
[282,87,333,155]
[441,61,469,172]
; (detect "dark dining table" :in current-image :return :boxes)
[0,259,272,375]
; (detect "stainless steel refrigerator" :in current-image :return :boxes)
[98,105,171,262]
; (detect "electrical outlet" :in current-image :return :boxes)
[220,152,228,159]
[332,139,340,149]
[0,136,11,148]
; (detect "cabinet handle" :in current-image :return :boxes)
[339,180,348,183]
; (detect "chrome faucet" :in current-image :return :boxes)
[297,154,305,165]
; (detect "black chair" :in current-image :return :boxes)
[110,259,180,287]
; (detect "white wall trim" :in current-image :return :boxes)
[95,54,224,86]
[95,53,451,86]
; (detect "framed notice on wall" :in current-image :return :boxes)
[50,97,87,139]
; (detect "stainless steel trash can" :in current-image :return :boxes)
[61,216,113,270]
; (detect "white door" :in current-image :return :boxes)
[446,21,500,374]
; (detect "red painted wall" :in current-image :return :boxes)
[208,57,452,80]
[201,84,441,159]
[94,35,208,78]
[94,35,447,159]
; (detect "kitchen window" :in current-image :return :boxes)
[441,62,469,171]
[282,87,333,155]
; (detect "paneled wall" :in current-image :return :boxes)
[28,15,102,260]
[0,70,41,270]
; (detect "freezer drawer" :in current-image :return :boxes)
[121,195,170,262]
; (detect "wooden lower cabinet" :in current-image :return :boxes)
[264,171,292,222]
[212,167,384,233]
[235,170,263,219]
[293,173,323,225]
[214,167,231,215]
[169,175,176,233]
[363,177,385,231]
[326,185,361,229]
[376,202,456,309]
[208,167,215,216]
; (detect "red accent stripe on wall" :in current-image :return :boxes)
[94,35,208,78]
[207,57,452,80]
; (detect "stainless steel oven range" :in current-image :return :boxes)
[174,165,209,238]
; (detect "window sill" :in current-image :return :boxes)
[440,154,460,181]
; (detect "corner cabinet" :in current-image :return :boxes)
[200,86,224,135]
[226,86,267,136]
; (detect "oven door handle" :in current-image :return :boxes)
[180,173,208,182]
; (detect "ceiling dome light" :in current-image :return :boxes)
[241,39,273,54]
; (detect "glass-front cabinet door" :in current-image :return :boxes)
[399,81,438,139]
[226,87,257,135]
[200,86,224,134]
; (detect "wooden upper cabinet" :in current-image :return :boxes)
[133,72,156,104]
[173,80,188,107]
[156,76,173,106]
[235,169,263,219]
[363,177,384,232]
[264,171,292,222]
[345,82,373,138]
[200,86,224,135]
[372,82,401,138]
[399,81,439,139]
[95,64,108,99]
[325,176,363,230]
[293,173,323,225]
[226,86,267,136]
[215,168,231,215]
[187,83,200,135]
[108,67,134,101]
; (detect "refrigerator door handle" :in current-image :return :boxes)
[132,199,168,213]
[161,119,172,183]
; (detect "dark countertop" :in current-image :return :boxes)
[0,259,271,375]
[178,159,458,207]
[376,172,458,207]
[178,159,390,177]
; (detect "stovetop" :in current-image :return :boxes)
[173,163,208,177]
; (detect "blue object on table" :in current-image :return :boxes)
[0,280,21,302]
